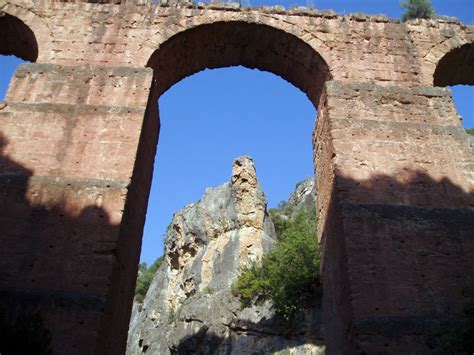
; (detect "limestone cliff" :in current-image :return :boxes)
[127,157,322,354]
[286,177,316,216]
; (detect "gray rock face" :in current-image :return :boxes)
[127,158,323,354]
[286,177,316,216]
[468,133,474,153]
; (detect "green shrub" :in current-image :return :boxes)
[277,200,289,212]
[232,207,321,320]
[231,261,271,307]
[466,128,474,136]
[135,256,164,303]
[401,0,435,21]
[266,208,321,319]
[268,209,291,239]
[203,286,215,295]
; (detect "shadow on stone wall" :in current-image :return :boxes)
[0,132,122,354]
[321,169,474,354]
[172,305,324,354]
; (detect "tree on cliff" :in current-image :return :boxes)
[401,0,435,21]
[232,207,321,320]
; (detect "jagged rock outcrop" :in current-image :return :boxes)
[286,177,316,216]
[269,178,316,233]
[127,157,323,354]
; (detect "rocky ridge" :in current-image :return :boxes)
[286,177,316,216]
[127,157,321,354]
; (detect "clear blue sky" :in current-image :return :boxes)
[0,0,472,264]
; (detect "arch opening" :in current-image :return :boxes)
[147,21,331,108]
[0,56,26,101]
[0,12,37,101]
[433,42,474,87]
[0,12,38,62]
[433,42,474,131]
[138,20,332,266]
[129,22,328,352]
[141,66,317,264]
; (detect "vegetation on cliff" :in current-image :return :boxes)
[401,0,435,21]
[232,206,321,320]
[467,128,474,135]
[135,256,164,303]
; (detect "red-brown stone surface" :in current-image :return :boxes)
[315,81,473,353]
[0,1,473,354]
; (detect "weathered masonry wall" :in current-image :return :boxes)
[0,64,156,354]
[2,1,473,87]
[0,0,473,354]
[314,81,474,353]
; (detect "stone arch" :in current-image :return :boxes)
[433,42,474,86]
[0,12,38,62]
[146,21,332,108]
[130,21,331,350]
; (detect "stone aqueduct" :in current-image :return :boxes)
[0,0,473,353]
